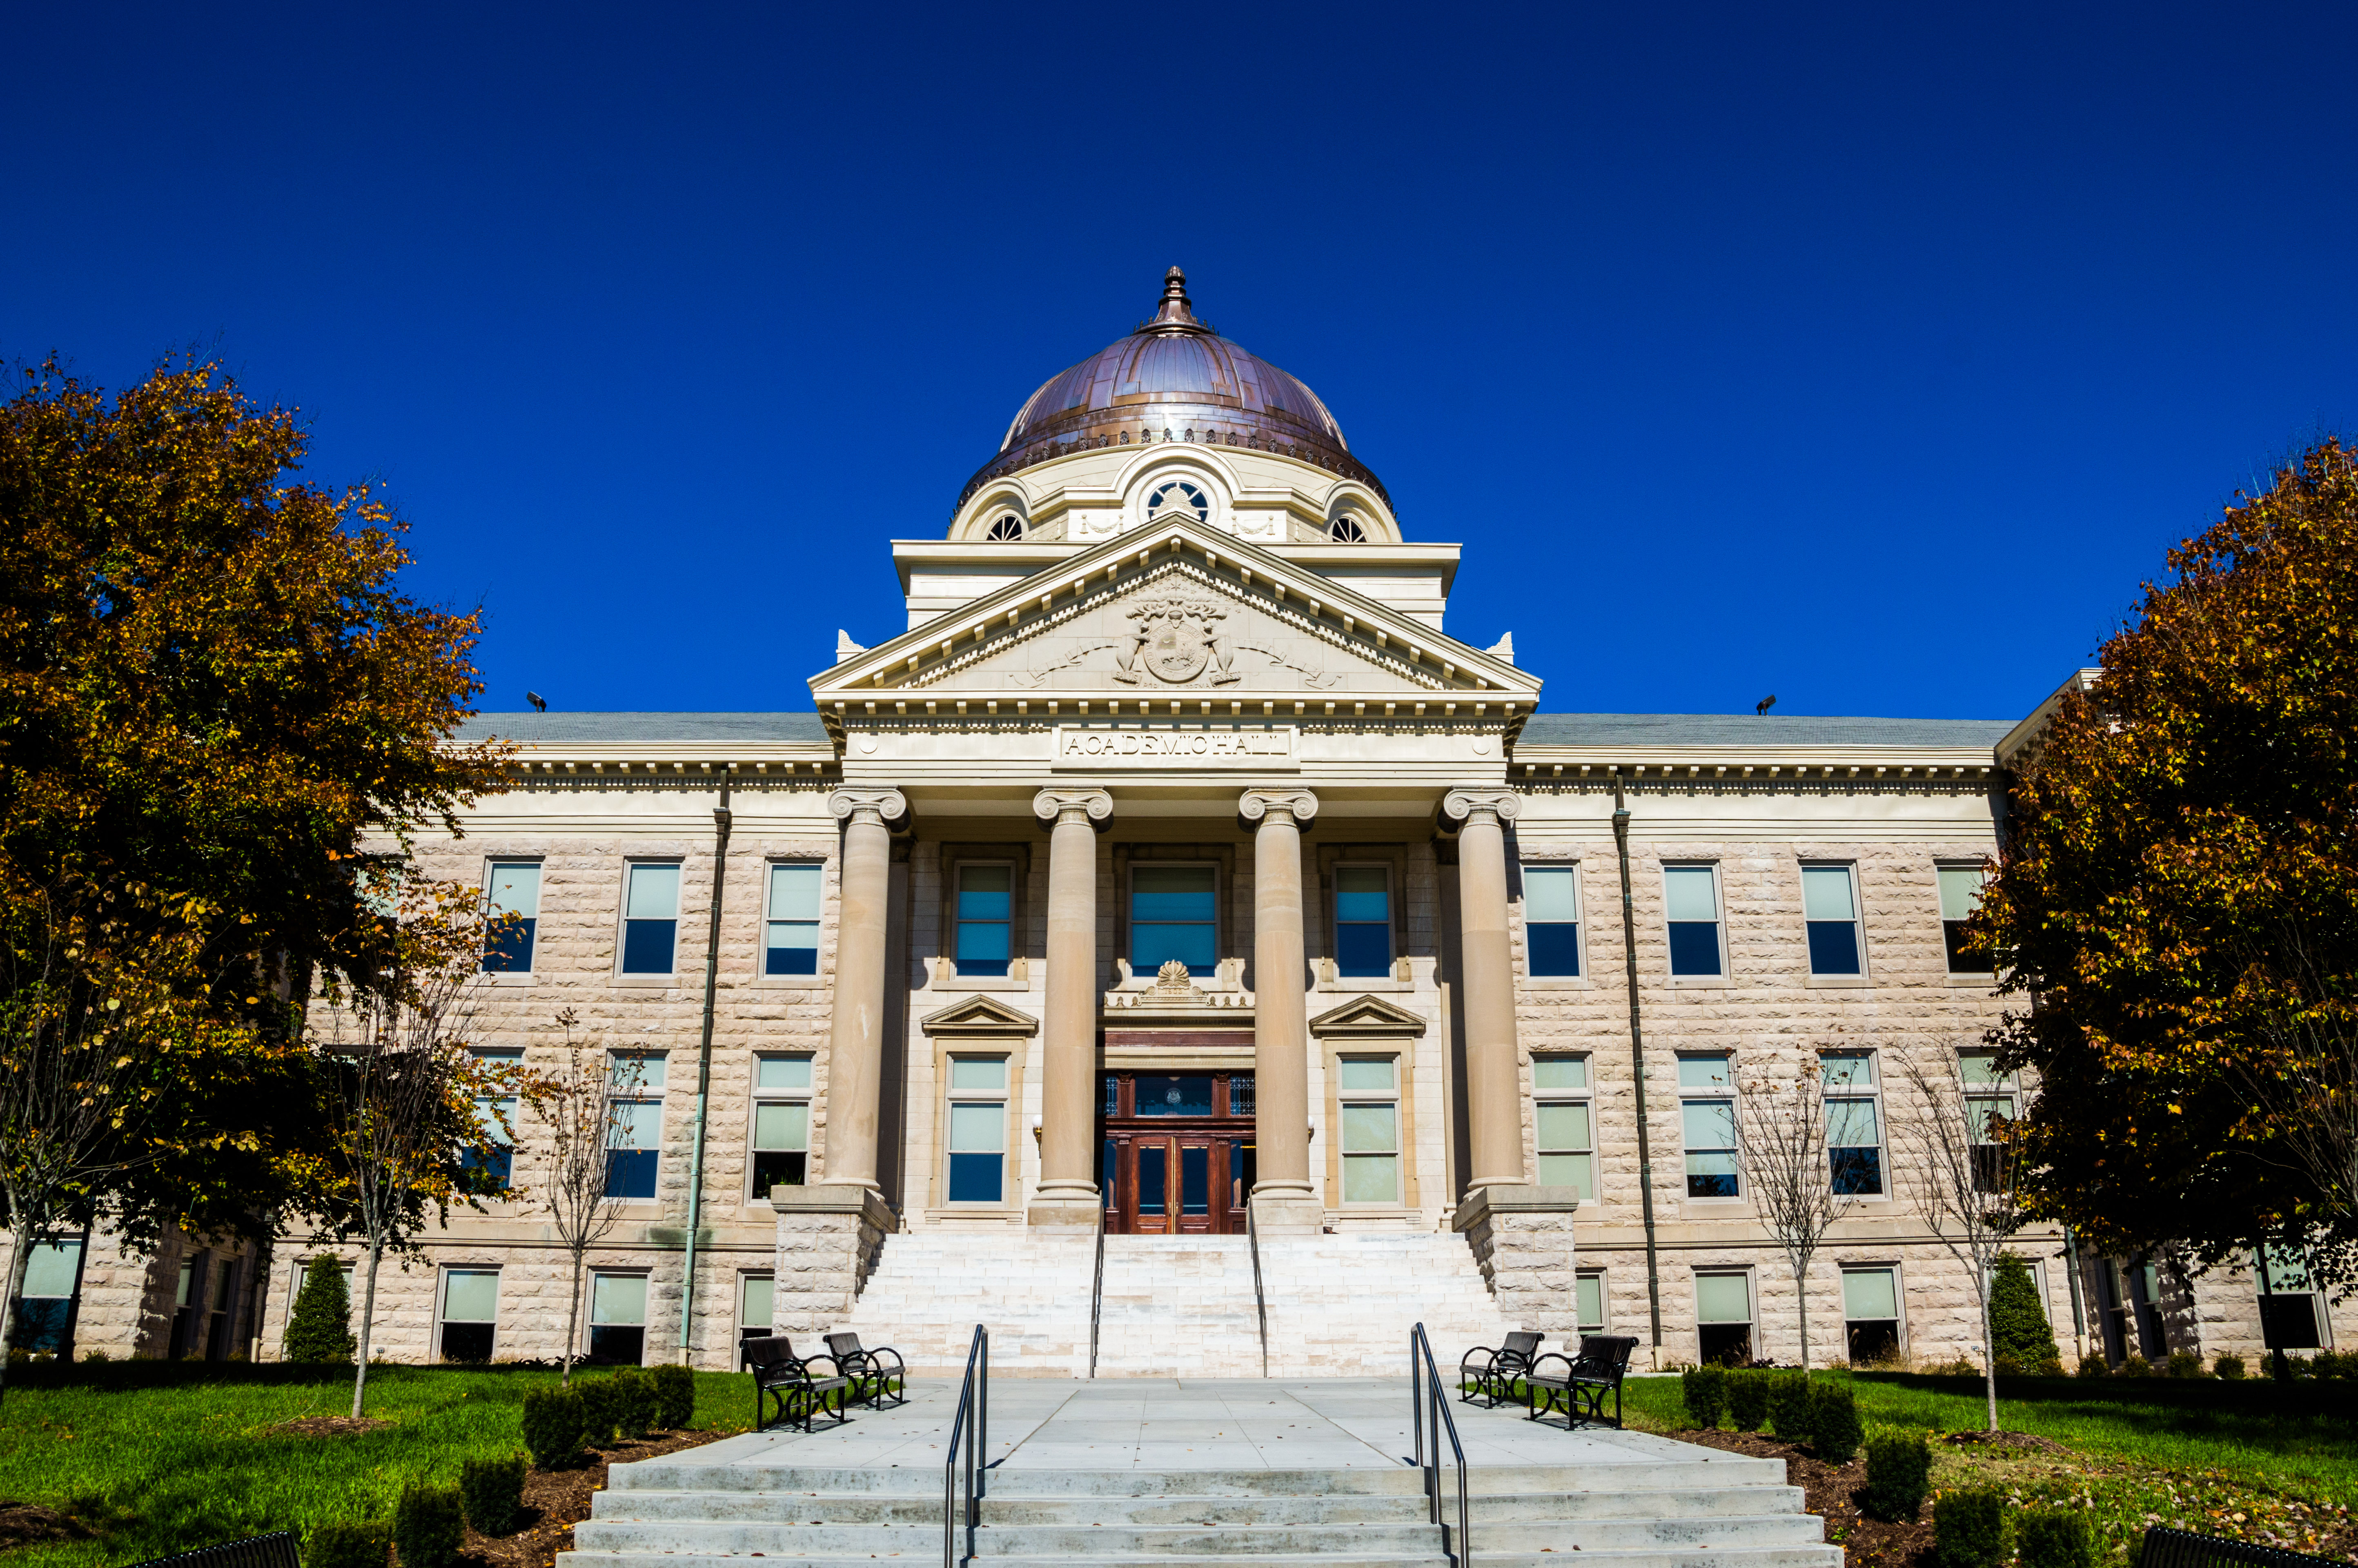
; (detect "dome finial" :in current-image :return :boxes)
[1147,265,1200,330]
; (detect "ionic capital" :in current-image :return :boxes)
[1442,788,1521,828]
[1239,786,1319,828]
[1032,786,1114,828]
[828,787,908,827]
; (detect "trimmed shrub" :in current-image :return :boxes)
[2166,1351,2205,1379]
[1859,1430,1932,1521]
[1807,1381,1862,1466]
[612,1368,656,1441]
[1935,1487,2009,1568]
[2214,1355,2246,1380]
[459,1453,528,1536]
[2116,1354,2152,1378]
[284,1256,357,1363]
[520,1384,586,1470]
[1988,1253,2064,1375]
[1728,1370,1770,1431]
[652,1363,696,1429]
[2076,1353,2110,1377]
[2016,1507,2096,1568]
[1680,1365,1728,1429]
[1765,1372,1810,1441]
[577,1374,622,1448]
[307,1521,392,1568]
[2317,1350,2356,1380]
[394,1483,465,1568]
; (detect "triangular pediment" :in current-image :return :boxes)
[918,994,1039,1036]
[1308,993,1429,1037]
[811,519,1540,709]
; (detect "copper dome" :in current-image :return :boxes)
[956,269,1389,512]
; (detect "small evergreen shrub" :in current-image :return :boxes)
[284,1256,357,1363]
[1993,1352,2024,1378]
[2316,1350,2355,1380]
[1680,1365,1728,1429]
[307,1521,392,1568]
[2214,1355,2246,1380]
[520,1385,586,1469]
[2077,1353,2110,1377]
[612,1368,655,1440]
[652,1363,695,1428]
[393,1484,465,1568]
[1988,1253,2064,1375]
[2016,1507,2095,1568]
[1764,1372,1810,1440]
[459,1453,528,1536]
[1727,1369,1770,1431]
[1935,1487,2009,1568]
[1807,1381,1862,1465]
[2166,1351,2205,1379]
[577,1374,622,1448]
[1859,1430,1932,1522]
[2115,1354,2152,1378]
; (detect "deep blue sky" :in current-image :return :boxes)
[10,4,2354,722]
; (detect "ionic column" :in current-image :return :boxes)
[822,788,906,1193]
[1445,788,1527,1193]
[1030,786,1113,1228]
[1241,786,1321,1233]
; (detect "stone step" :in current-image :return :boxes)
[605,1459,1793,1498]
[577,1520,1447,1556]
[594,1485,1810,1527]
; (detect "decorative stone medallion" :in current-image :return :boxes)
[1113,594,1240,686]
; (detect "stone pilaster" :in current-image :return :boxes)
[1031,786,1113,1229]
[1443,788,1526,1193]
[823,787,906,1194]
[1241,786,1322,1234]
[770,1184,895,1337]
[1453,1184,1581,1341]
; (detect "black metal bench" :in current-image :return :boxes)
[744,1334,853,1433]
[125,1532,302,1568]
[1458,1330,1544,1408]
[1527,1333,1639,1429]
[826,1331,908,1409]
[2140,1527,2347,1568]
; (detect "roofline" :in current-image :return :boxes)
[1996,668,2104,768]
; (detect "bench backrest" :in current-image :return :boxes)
[1500,1330,1544,1366]
[1574,1334,1640,1375]
[743,1336,803,1377]
[826,1332,864,1361]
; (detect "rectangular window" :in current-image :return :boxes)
[1695,1271,1753,1365]
[468,1048,523,1190]
[1821,1051,1883,1195]
[1525,865,1582,977]
[1841,1266,1902,1363]
[2256,1246,2325,1350]
[13,1239,83,1355]
[946,1056,1009,1204]
[1679,1055,1737,1198]
[1533,1056,1594,1200]
[1940,866,1994,974]
[1131,865,1217,978]
[483,862,541,973]
[439,1268,500,1363]
[588,1272,648,1365]
[1663,864,1723,977]
[1960,1050,2015,1193]
[1334,866,1393,979]
[1576,1272,1606,1336]
[765,863,821,976]
[1337,1055,1400,1205]
[751,1055,813,1196]
[1801,864,1863,976]
[738,1274,775,1361]
[953,864,1014,978]
[621,862,681,975]
[604,1052,666,1199]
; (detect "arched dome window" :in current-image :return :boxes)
[1328,515,1367,543]
[986,514,1025,541]
[1144,481,1209,525]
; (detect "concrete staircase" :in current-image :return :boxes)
[839,1230,1522,1379]
[571,1455,1843,1568]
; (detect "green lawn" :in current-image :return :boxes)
[0,1363,753,1568]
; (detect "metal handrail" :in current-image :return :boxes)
[1089,1203,1106,1379]
[1245,1196,1269,1378]
[944,1323,988,1568]
[1409,1322,1471,1566]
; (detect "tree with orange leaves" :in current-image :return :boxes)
[1975,438,2358,1287]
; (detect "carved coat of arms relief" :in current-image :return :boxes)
[1113,594,1240,686]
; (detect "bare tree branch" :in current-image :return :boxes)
[1737,1052,1855,1373]
[530,1008,640,1385]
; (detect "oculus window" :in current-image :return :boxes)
[1327,514,1367,541]
[1144,481,1210,524]
[589,1272,647,1365]
[1525,865,1582,977]
[945,1056,1009,1205]
[1821,1051,1883,1195]
[439,1268,499,1363]
[1939,866,1994,973]
[986,514,1025,540]
[955,864,1014,978]
[1679,1055,1738,1198]
[1334,866,1392,978]
[1131,866,1216,977]
[750,1055,812,1196]
[1801,864,1864,975]
[1532,1056,1594,1199]
[483,862,540,973]
[764,864,820,976]
[1663,865,1723,977]
[621,862,681,975]
[1337,1055,1401,1205]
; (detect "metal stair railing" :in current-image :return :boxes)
[1246,1196,1270,1377]
[1089,1203,1105,1379]
[943,1323,988,1568]
[1409,1321,1470,1567]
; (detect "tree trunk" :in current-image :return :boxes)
[0,1216,34,1410]
[563,1250,583,1386]
[1979,1282,1999,1432]
[1795,1259,1812,1372]
[352,1238,385,1419]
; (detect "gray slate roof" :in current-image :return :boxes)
[454,713,831,743]
[1516,713,2012,749]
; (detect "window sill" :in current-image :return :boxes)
[1804,973,1875,989]
[1315,977,1414,993]
[610,974,681,989]
[1944,972,2000,989]
[750,975,827,991]
[483,972,538,989]
[926,973,1032,993]
[922,1206,1020,1223]
[1668,976,1732,990]
[1521,976,1594,991]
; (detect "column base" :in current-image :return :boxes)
[1452,1184,1580,1341]
[1025,1200,1103,1232]
[1249,1189,1325,1237]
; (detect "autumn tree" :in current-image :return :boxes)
[1974,437,2358,1287]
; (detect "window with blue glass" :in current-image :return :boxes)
[945,1056,1009,1204]
[1525,866,1582,977]
[1131,866,1216,977]
[13,1239,83,1354]
[764,863,820,976]
[1334,866,1392,978]
[1802,864,1864,975]
[1679,1055,1738,1197]
[955,864,1013,977]
[1821,1051,1883,1194]
[483,862,541,973]
[589,1270,647,1364]
[468,1049,522,1189]
[1663,865,1724,977]
[603,1053,665,1198]
[621,862,680,975]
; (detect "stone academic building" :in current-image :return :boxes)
[8,271,2345,1375]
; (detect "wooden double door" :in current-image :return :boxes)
[1100,1071,1256,1235]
